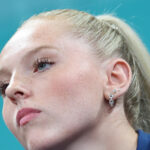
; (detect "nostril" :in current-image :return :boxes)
[6,84,31,102]
[8,90,29,105]
[14,90,30,99]
[15,91,24,96]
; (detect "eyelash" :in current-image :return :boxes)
[33,57,55,73]
[0,81,9,97]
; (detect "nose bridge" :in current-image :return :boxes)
[6,70,31,102]
[9,70,24,88]
[10,69,31,86]
[9,70,18,87]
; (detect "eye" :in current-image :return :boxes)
[33,57,55,73]
[0,82,9,97]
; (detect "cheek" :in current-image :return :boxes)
[2,101,15,131]
[51,73,98,100]
[35,67,103,116]
[50,70,104,129]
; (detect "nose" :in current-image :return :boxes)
[5,74,32,104]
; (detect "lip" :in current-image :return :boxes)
[16,108,41,126]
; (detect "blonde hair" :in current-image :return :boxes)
[23,9,150,132]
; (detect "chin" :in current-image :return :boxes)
[23,129,75,150]
[24,126,88,150]
[25,137,56,150]
[20,119,93,150]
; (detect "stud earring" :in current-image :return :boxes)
[109,89,118,107]
[109,94,114,107]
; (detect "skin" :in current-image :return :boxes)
[0,19,137,150]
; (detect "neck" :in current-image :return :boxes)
[66,103,138,150]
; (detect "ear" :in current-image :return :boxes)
[103,58,132,101]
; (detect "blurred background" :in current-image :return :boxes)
[0,0,150,149]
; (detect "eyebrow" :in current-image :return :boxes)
[0,45,58,75]
[24,45,58,58]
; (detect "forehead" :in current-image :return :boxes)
[1,19,67,56]
[0,19,69,69]
[0,19,95,75]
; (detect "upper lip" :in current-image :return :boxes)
[16,108,41,126]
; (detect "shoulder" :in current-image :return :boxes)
[137,130,150,150]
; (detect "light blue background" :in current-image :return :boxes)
[0,0,150,149]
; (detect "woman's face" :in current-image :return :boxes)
[0,20,106,150]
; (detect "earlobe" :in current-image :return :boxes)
[104,58,132,104]
[108,89,118,107]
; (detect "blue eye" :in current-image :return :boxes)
[33,58,55,72]
[38,62,51,71]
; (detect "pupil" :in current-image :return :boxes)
[39,63,46,69]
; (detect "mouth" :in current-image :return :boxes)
[16,108,41,126]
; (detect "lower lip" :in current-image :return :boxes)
[19,113,41,126]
